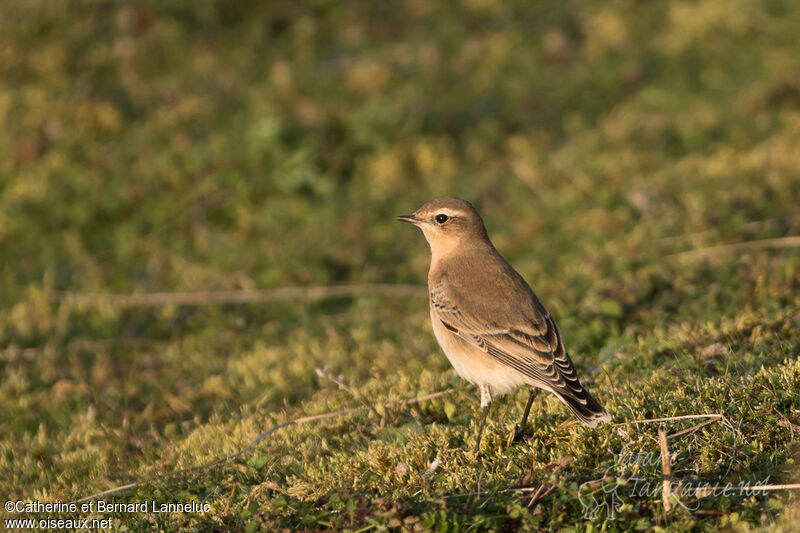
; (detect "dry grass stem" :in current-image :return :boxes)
[58,284,427,308]
[614,413,723,427]
[70,388,455,504]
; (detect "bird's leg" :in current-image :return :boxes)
[474,384,492,453]
[513,388,539,442]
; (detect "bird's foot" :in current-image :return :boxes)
[512,424,527,443]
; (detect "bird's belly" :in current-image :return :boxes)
[430,310,528,397]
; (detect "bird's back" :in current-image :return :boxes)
[428,241,546,327]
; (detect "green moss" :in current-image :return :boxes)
[2,0,800,530]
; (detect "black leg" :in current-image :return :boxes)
[474,404,491,453]
[514,389,539,442]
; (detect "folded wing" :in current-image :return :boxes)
[430,277,610,426]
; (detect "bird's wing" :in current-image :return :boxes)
[430,278,584,395]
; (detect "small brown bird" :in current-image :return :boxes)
[397,197,611,451]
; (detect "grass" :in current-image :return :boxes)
[1,0,799,530]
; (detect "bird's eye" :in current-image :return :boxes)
[435,214,449,224]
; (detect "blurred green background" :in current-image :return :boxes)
[1,0,799,530]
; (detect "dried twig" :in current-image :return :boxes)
[666,236,800,261]
[421,458,443,480]
[613,413,723,427]
[444,484,562,499]
[58,284,427,309]
[692,483,800,497]
[777,418,799,441]
[658,425,673,514]
[444,470,800,502]
[526,483,556,508]
[315,366,357,397]
[654,215,799,248]
[315,366,381,419]
[69,388,455,504]
[667,417,722,440]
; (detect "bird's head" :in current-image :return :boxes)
[396,197,488,258]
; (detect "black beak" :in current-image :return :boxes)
[395,214,417,224]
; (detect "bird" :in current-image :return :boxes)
[396,197,611,452]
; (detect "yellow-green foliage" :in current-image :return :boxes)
[1,0,799,530]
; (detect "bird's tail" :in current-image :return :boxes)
[554,389,611,428]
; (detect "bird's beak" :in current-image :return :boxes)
[395,214,418,224]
